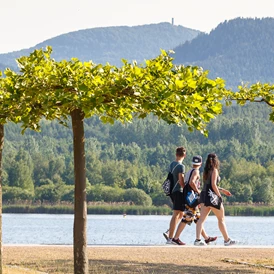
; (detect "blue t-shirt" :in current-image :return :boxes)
[169,161,185,193]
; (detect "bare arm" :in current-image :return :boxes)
[219,187,232,196]
[211,169,222,197]
[189,170,200,193]
[178,173,185,188]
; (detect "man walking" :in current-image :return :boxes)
[165,146,186,244]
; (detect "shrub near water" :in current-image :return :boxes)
[123,188,153,206]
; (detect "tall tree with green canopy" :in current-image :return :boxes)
[8,47,273,273]
[2,47,228,273]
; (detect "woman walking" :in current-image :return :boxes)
[195,153,236,246]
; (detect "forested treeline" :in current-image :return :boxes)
[2,103,274,206]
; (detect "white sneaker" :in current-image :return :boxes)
[224,238,236,246]
[166,238,173,244]
[194,239,206,246]
[163,230,169,241]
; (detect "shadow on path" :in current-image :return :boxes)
[88,259,262,274]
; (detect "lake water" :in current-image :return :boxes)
[3,214,274,246]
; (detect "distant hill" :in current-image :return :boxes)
[3,18,274,88]
[0,23,199,69]
[174,17,274,88]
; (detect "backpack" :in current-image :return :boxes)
[183,169,200,208]
[162,163,180,196]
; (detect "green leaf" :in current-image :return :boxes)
[175,79,184,89]
[187,79,197,89]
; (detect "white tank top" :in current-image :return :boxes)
[184,168,200,188]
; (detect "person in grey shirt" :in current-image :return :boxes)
[165,146,186,244]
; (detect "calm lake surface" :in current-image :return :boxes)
[3,214,274,246]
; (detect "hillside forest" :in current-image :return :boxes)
[174,17,274,88]
[3,102,274,207]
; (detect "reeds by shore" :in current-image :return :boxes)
[3,204,274,216]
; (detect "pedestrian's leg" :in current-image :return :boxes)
[173,221,187,239]
[195,207,209,239]
[196,205,211,240]
[164,211,183,237]
[201,228,208,239]
[168,210,182,239]
[197,218,211,240]
[211,204,229,241]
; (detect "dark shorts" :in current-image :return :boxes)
[199,190,206,204]
[170,191,184,211]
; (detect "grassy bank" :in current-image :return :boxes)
[2,204,172,215]
[225,205,274,216]
[3,204,274,216]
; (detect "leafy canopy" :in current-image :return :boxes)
[1,47,229,135]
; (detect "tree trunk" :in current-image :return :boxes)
[71,110,88,274]
[0,124,4,274]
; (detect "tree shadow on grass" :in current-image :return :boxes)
[14,259,73,274]
[89,259,261,274]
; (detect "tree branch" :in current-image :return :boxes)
[253,98,274,107]
[230,98,274,107]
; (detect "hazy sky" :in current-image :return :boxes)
[1,0,274,54]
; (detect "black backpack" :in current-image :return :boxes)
[162,163,180,196]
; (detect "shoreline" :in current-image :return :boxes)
[4,244,274,248]
[3,204,274,216]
